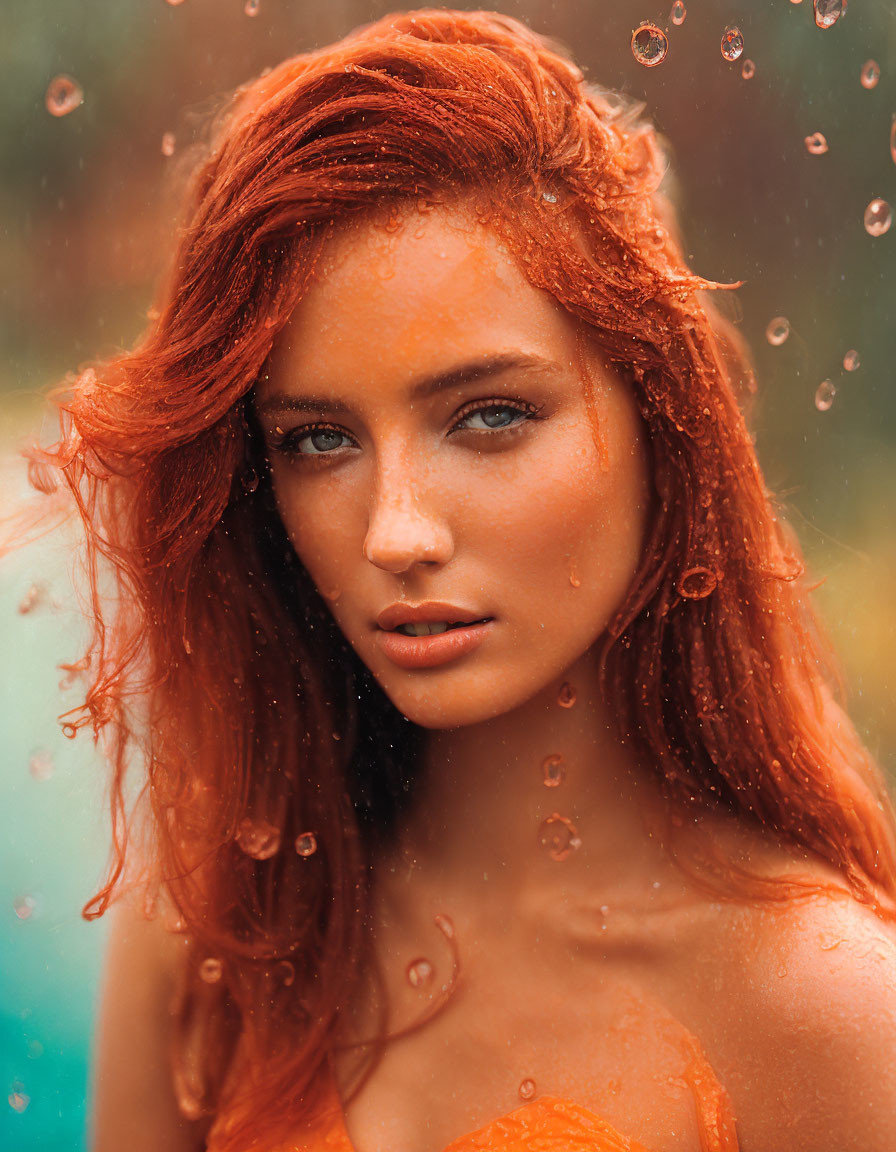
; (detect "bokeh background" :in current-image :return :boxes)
[2,0,894,1148]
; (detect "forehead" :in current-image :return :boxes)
[261,201,580,397]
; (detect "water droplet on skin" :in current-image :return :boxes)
[864,197,892,237]
[720,27,744,63]
[236,818,281,860]
[199,957,223,984]
[804,132,829,156]
[518,1078,537,1100]
[244,0,260,13]
[741,59,756,80]
[842,349,860,372]
[631,23,669,68]
[45,75,84,117]
[815,380,837,411]
[434,913,455,939]
[557,682,577,709]
[275,960,295,986]
[766,316,791,346]
[677,567,719,599]
[819,935,844,951]
[161,132,176,157]
[567,558,581,588]
[406,957,434,988]
[814,0,845,29]
[599,904,610,916]
[295,831,318,857]
[14,896,37,921]
[28,749,54,781]
[860,60,880,89]
[8,1090,30,1113]
[537,813,580,862]
[542,754,566,788]
[670,2,686,26]
[17,583,46,615]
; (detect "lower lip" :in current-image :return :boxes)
[375,620,494,669]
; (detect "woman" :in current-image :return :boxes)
[37,9,896,1152]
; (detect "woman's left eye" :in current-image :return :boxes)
[450,400,544,433]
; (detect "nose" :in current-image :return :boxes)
[362,468,454,575]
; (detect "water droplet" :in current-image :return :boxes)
[61,722,77,740]
[241,468,259,494]
[161,132,176,157]
[765,316,791,346]
[804,132,829,156]
[406,957,434,988]
[518,1078,536,1100]
[8,1090,30,1114]
[814,380,836,412]
[842,349,860,372]
[236,817,281,860]
[720,27,744,63]
[542,754,566,788]
[864,197,892,237]
[275,960,295,986]
[14,895,37,921]
[17,583,46,615]
[677,567,719,600]
[434,913,455,939]
[295,831,318,857]
[568,559,581,588]
[26,1040,43,1060]
[244,0,260,15]
[199,957,223,984]
[45,75,84,117]
[557,681,576,708]
[891,118,896,165]
[670,2,686,26]
[28,749,54,781]
[814,0,844,29]
[741,59,756,80]
[537,813,580,862]
[542,190,559,204]
[860,60,880,89]
[165,0,187,5]
[599,903,611,916]
[631,23,669,68]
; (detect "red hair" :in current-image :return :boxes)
[30,8,896,1148]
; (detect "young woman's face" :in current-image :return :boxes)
[256,202,650,729]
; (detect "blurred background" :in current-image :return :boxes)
[1,0,893,1147]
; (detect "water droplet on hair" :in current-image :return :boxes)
[295,831,317,857]
[864,197,892,236]
[14,895,37,921]
[814,0,844,29]
[765,316,791,346]
[631,23,668,68]
[542,754,566,788]
[814,380,836,411]
[542,190,559,204]
[275,960,295,986]
[61,723,77,740]
[434,913,455,939]
[244,0,260,12]
[741,59,756,80]
[677,567,719,599]
[17,584,46,615]
[236,817,281,860]
[406,957,434,988]
[804,132,829,156]
[518,1078,536,1100]
[199,957,223,984]
[860,60,880,89]
[8,1088,30,1113]
[670,2,686,26]
[28,749,54,781]
[842,349,860,372]
[537,813,580,862]
[720,27,744,62]
[161,132,176,157]
[241,468,259,494]
[45,75,83,117]
[557,681,577,708]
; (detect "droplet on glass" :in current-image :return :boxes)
[677,567,719,600]
[864,198,892,237]
[28,749,55,781]
[814,380,837,412]
[860,60,880,89]
[17,583,46,615]
[244,0,260,14]
[406,957,434,988]
[45,75,84,117]
[236,817,281,860]
[14,895,37,920]
[741,59,756,80]
[161,132,176,157]
[518,1078,537,1101]
[842,349,860,372]
[434,913,455,940]
[542,754,566,788]
[295,831,318,857]
[8,1090,30,1113]
[720,27,744,63]
[199,957,223,984]
[765,316,791,346]
[631,23,669,68]
[275,960,295,986]
[814,0,844,29]
[557,681,577,708]
[804,132,829,155]
[670,2,686,26]
[537,813,581,862]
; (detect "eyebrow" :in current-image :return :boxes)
[255,352,565,417]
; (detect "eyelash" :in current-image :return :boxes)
[269,398,547,461]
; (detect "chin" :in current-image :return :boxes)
[374,671,546,731]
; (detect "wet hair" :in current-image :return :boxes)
[30,7,896,1149]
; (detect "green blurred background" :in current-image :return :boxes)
[1,0,894,1148]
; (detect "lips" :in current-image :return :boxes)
[375,601,492,633]
[375,618,495,669]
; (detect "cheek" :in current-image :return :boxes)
[270,470,356,587]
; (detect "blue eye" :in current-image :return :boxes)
[453,403,529,431]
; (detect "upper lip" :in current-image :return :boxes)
[376,602,492,632]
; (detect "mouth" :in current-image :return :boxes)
[388,618,493,637]
[375,618,495,670]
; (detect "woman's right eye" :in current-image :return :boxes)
[274,424,356,458]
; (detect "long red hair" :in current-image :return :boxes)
[29,8,896,1149]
